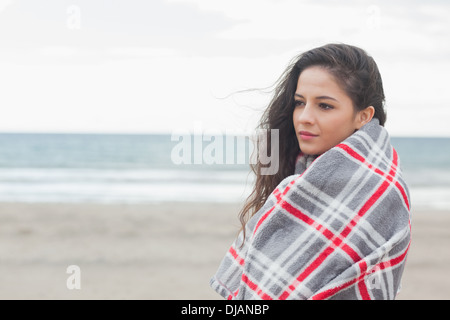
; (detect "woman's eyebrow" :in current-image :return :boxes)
[294,93,339,102]
[316,95,339,102]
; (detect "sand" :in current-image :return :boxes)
[0,201,448,300]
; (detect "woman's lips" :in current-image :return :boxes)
[299,131,318,141]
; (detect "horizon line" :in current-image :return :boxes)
[0,130,449,139]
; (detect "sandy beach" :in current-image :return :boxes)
[0,201,448,300]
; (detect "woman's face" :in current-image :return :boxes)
[293,66,373,156]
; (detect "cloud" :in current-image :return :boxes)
[166,0,450,60]
[2,0,449,62]
[0,0,12,12]
[0,0,237,49]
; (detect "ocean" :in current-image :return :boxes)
[0,133,448,210]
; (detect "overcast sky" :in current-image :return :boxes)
[0,0,449,136]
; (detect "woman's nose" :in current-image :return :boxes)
[295,104,315,125]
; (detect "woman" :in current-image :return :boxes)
[210,44,411,300]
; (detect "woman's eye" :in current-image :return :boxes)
[319,103,334,110]
[294,100,305,107]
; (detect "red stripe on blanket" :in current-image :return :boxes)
[228,289,239,300]
[228,246,244,266]
[337,144,410,211]
[389,148,410,211]
[281,201,361,263]
[310,279,356,300]
[395,181,410,211]
[392,149,410,210]
[253,176,301,235]
[253,206,276,236]
[378,241,410,271]
[279,146,399,300]
[337,144,398,179]
[311,242,410,300]
[357,260,371,300]
[310,260,369,300]
[358,280,371,300]
[242,274,273,300]
[390,148,410,210]
[337,143,365,162]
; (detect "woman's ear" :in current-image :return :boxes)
[356,106,375,129]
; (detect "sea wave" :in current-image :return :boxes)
[0,168,253,203]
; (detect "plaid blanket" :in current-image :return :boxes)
[210,119,411,300]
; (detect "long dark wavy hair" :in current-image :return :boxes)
[238,43,387,239]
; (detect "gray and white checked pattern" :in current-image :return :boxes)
[210,119,411,300]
